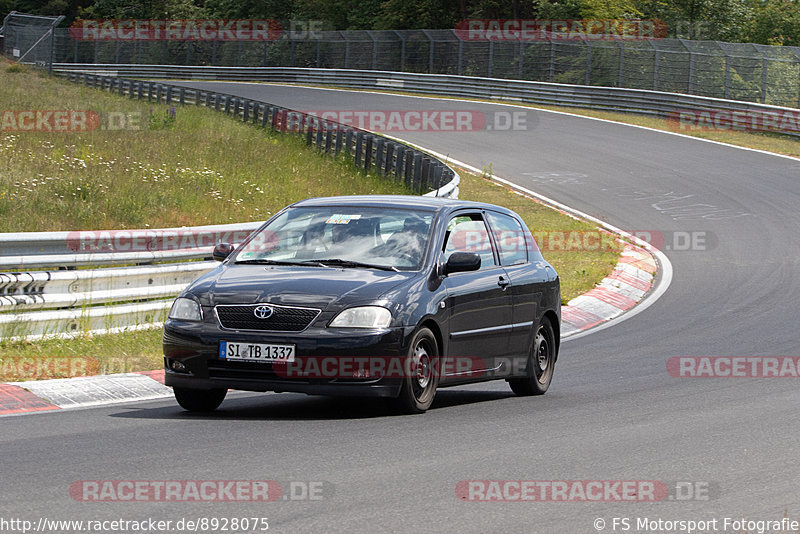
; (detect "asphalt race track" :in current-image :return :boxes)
[2,82,799,534]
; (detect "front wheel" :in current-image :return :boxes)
[509,317,556,396]
[173,387,227,412]
[391,327,439,414]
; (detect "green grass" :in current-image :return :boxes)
[0,66,624,380]
[0,62,410,231]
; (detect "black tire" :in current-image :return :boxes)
[173,387,227,412]
[509,317,556,396]
[391,327,439,414]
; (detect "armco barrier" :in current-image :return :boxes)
[0,72,461,340]
[51,64,800,139]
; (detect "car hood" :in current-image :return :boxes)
[190,264,415,310]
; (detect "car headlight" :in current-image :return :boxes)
[169,297,203,321]
[329,306,392,328]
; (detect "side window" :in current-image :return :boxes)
[487,212,528,266]
[443,215,497,270]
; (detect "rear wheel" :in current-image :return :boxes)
[391,327,439,414]
[509,317,556,396]
[173,387,227,412]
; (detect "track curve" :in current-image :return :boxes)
[2,82,799,533]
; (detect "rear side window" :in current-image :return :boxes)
[487,212,528,266]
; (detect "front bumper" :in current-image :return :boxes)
[163,319,414,398]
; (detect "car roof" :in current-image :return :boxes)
[291,195,516,216]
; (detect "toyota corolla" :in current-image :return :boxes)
[163,195,561,413]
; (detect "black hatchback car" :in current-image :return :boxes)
[163,195,560,413]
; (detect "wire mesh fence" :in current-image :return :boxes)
[3,17,800,108]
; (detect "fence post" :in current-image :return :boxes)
[458,39,463,75]
[724,52,731,100]
[585,38,591,85]
[618,40,625,87]
[518,41,525,78]
[488,40,494,78]
[761,58,768,103]
[549,40,555,82]
[653,48,660,91]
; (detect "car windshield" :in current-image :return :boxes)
[234,206,434,271]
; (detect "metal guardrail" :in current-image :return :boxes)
[52,64,800,139]
[0,70,461,340]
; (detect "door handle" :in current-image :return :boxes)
[497,276,510,290]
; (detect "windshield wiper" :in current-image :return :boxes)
[235,259,328,267]
[315,258,399,272]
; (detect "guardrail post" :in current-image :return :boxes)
[137,82,144,100]
[325,127,333,152]
[364,136,373,171]
[251,103,259,124]
[433,165,443,190]
[315,124,324,148]
[214,94,221,111]
[262,106,270,128]
[224,96,231,114]
[354,132,363,166]
[375,139,385,174]
[344,130,354,156]
[306,117,314,146]
[118,79,124,96]
[394,147,405,182]
[385,143,395,174]
[421,157,431,190]
[334,130,344,155]
[412,153,422,192]
[179,88,185,105]
[243,100,250,123]
[165,86,172,104]
[205,92,211,108]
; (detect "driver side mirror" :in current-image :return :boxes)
[442,252,481,276]
[212,242,235,262]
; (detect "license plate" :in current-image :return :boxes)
[219,341,295,363]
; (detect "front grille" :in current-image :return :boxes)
[207,359,282,381]
[215,304,321,332]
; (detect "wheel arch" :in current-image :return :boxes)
[541,309,560,359]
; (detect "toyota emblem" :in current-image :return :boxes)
[254,305,274,319]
